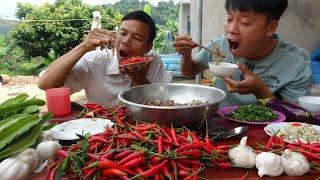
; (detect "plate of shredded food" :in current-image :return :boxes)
[264,122,320,143]
[118,56,153,68]
[217,104,286,125]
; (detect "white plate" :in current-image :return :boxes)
[45,118,114,140]
[264,122,320,143]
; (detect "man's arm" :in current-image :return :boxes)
[173,35,206,78]
[38,28,116,90]
[38,44,87,90]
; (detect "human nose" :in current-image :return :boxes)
[225,20,239,34]
[121,34,132,45]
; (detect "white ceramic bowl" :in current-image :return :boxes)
[208,62,239,78]
[298,96,320,113]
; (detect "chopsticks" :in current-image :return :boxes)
[192,41,226,59]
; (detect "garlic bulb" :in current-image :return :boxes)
[16,148,41,171]
[228,136,257,168]
[256,152,284,177]
[36,141,61,159]
[40,131,56,142]
[0,158,30,180]
[281,149,310,176]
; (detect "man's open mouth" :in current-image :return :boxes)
[228,39,240,52]
[119,49,129,59]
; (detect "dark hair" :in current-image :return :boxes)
[225,0,288,21]
[121,11,156,43]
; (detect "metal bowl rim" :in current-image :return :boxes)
[118,83,226,110]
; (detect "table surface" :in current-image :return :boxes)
[30,117,320,180]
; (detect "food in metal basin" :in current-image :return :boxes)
[141,99,206,106]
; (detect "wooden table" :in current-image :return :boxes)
[201,117,320,179]
[31,117,320,179]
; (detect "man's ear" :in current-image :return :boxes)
[266,21,278,37]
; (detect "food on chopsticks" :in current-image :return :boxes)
[279,123,320,143]
[119,56,152,66]
[141,99,205,106]
[228,104,277,122]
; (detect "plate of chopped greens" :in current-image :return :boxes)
[218,105,286,125]
[264,122,320,143]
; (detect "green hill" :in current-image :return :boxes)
[0,19,18,36]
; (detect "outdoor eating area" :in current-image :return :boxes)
[1,0,320,179]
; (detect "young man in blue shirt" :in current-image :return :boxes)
[174,0,312,106]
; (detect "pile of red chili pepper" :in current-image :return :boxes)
[119,56,152,66]
[48,121,235,180]
[79,103,128,125]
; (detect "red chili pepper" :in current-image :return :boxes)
[84,103,101,110]
[87,153,99,160]
[176,161,190,171]
[178,159,202,167]
[177,143,202,152]
[162,165,174,180]
[102,149,116,158]
[118,151,142,165]
[266,136,276,148]
[130,131,144,140]
[301,144,320,153]
[239,171,249,180]
[114,150,132,159]
[178,169,189,177]
[98,159,120,169]
[47,168,55,180]
[57,150,68,158]
[189,132,200,143]
[89,136,108,143]
[116,134,138,140]
[158,137,163,153]
[161,128,174,144]
[141,160,168,177]
[216,145,229,150]
[171,128,179,146]
[291,122,302,127]
[211,161,233,168]
[84,167,98,179]
[101,168,127,177]
[123,156,145,168]
[179,150,202,158]
[149,155,161,163]
[299,150,320,161]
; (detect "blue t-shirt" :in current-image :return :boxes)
[194,35,312,107]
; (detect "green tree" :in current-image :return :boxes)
[15,3,35,20]
[10,0,121,59]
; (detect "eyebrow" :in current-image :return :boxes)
[119,28,144,39]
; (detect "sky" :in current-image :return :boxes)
[0,0,180,20]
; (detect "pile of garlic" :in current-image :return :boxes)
[0,139,61,180]
[229,136,310,177]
